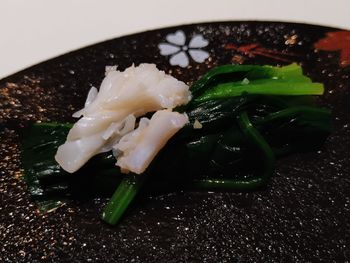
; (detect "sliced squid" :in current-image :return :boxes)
[55,63,191,173]
[115,110,189,174]
[55,114,136,173]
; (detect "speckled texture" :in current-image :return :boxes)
[0,22,349,262]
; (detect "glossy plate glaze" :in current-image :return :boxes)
[0,22,349,262]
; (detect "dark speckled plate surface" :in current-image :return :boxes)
[1,21,350,262]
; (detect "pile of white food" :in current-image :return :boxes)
[55,63,191,174]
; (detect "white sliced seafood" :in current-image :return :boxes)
[55,63,191,173]
[55,114,136,173]
[115,110,188,174]
[72,86,98,118]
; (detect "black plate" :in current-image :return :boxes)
[1,21,350,262]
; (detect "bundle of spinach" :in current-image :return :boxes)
[21,64,331,224]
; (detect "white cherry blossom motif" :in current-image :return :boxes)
[158,30,210,68]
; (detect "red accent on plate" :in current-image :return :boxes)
[224,43,298,63]
[314,31,350,67]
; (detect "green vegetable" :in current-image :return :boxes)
[196,80,323,102]
[21,123,123,211]
[193,64,324,102]
[191,111,275,190]
[21,63,331,225]
[102,175,144,225]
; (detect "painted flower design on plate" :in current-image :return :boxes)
[158,30,210,68]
